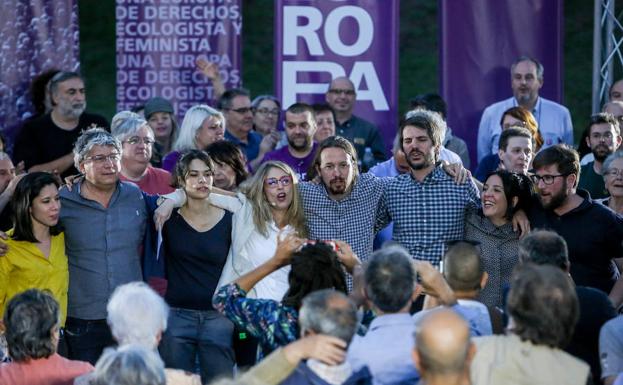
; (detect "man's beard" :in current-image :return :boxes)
[327,176,347,195]
[59,102,86,119]
[405,149,435,170]
[288,135,310,151]
[539,180,569,210]
[592,144,613,162]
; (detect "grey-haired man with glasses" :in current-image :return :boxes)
[529,144,623,309]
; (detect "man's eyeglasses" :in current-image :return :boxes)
[254,108,280,116]
[124,136,155,145]
[328,89,355,96]
[530,173,569,185]
[84,153,121,164]
[224,107,253,114]
[264,176,292,188]
[590,132,614,141]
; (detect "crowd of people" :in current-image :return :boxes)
[0,54,622,385]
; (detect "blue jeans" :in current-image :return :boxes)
[159,307,234,383]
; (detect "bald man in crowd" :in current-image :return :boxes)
[412,308,474,385]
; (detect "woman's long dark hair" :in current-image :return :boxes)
[11,172,61,242]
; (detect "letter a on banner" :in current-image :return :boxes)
[275,0,399,157]
[115,0,243,118]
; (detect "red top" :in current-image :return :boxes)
[0,353,93,385]
[119,166,175,195]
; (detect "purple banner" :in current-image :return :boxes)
[115,0,242,117]
[440,0,564,168]
[0,0,80,152]
[275,0,399,155]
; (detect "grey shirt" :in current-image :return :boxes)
[60,180,148,319]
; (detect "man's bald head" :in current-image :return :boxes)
[413,309,473,376]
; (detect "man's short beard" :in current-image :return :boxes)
[592,144,613,162]
[405,151,435,171]
[60,103,86,119]
[540,180,569,210]
[288,136,310,152]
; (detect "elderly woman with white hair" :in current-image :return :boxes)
[89,345,166,385]
[162,105,225,172]
[74,281,201,385]
[111,111,175,195]
[599,150,623,214]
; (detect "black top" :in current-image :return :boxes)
[13,112,109,178]
[566,286,616,381]
[529,190,623,294]
[163,209,232,310]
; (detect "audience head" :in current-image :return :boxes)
[312,103,336,143]
[283,242,347,311]
[0,152,16,193]
[312,136,359,197]
[585,112,621,163]
[49,71,86,119]
[602,100,623,122]
[173,150,214,201]
[299,289,358,346]
[531,145,580,210]
[285,103,317,152]
[507,263,579,349]
[497,127,533,175]
[218,88,253,136]
[413,308,473,379]
[30,69,60,115]
[3,289,60,362]
[443,241,487,294]
[602,150,623,203]
[240,160,306,238]
[74,128,121,188]
[510,56,543,106]
[11,172,61,242]
[205,140,248,191]
[410,93,448,121]
[400,110,446,169]
[482,170,534,224]
[144,97,177,145]
[518,230,569,271]
[111,111,155,166]
[91,345,166,385]
[365,245,418,313]
[609,79,623,101]
[107,282,169,349]
[251,95,281,135]
[500,106,542,151]
[173,104,225,152]
[325,76,356,117]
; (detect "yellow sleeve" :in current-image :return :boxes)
[0,249,14,317]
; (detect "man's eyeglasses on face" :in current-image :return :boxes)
[328,89,355,96]
[264,176,292,188]
[84,153,121,164]
[225,107,253,114]
[590,132,614,141]
[124,137,155,146]
[530,173,569,185]
[254,108,280,116]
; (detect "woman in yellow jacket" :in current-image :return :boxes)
[0,172,66,325]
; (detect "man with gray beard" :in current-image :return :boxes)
[14,71,109,178]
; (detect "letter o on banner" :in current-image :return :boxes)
[324,6,373,57]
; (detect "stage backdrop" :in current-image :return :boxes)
[275,0,399,155]
[115,0,242,117]
[0,0,80,153]
[440,0,564,168]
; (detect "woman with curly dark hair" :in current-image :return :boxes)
[213,234,358,357]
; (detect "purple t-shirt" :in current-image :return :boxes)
[262,143,318,181]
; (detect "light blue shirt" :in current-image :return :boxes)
[347,313,419,385]
[477,96,573,162]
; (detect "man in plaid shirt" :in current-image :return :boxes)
[377,110,480,267]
